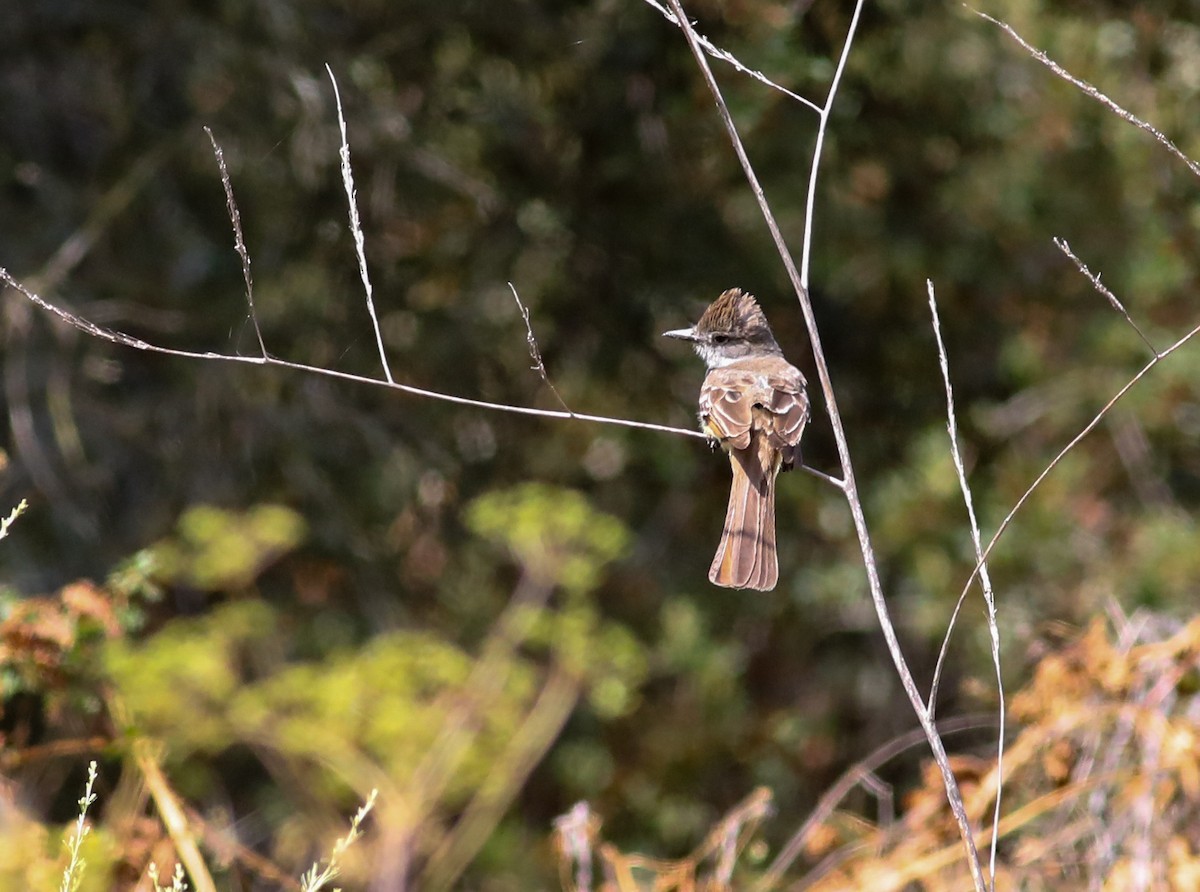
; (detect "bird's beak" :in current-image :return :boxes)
[662,326,698,341]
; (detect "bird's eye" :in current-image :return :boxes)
[712,334,730,344]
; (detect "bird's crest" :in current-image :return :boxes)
[697,288,776,345]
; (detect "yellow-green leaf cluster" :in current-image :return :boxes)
[466,485,629,592]
[151,504,306,592]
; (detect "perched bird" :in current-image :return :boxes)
[664,289,809,590]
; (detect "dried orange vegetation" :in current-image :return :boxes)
[561,613,1200,891]
[555,789,772,892]
[0,581,123,698]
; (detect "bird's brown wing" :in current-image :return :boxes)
[700,363,809,463]
[699,370,757,450]
[762,371,809,468]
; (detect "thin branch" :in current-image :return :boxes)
[926,280,1004,891]
[326,64,393,384]
[946,6,1200,640]
[204,127,266,358]
[593,788,772,889]
[508,282,573,413]
[5,141,170,540]
[637,0,822,115]
[799,3,858,287]
[663,2,986,888]
[1107,412,1178,510]
[976,9,1200,180]
[0,267,704,440]
[955,316,1200,614]
[0,733,106,769]
[1054,238,1158,355]
[698,787,772,884]
[798,464,846,489]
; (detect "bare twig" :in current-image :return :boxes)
[799,464,847,489]
[5,141,170,538]
[508,282,572,413]
[702,787,772,885]
[937,9,1200,640]
[714,820,739,887]
[33,142,172,295]
[204,127,266,357]
[664,2,985,887]
[326,64,393,384]
[955,317,1200,616]
[926,281,1004,890]
[637,0,822,115]
[858,771,895,829]
[0,733,107,770]
[0,267,704,440]
[976,10,1200,180]
[1054,237,1158,355]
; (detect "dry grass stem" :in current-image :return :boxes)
[0,498,28,541]
[509,282,573,413]
[638,0,822,114]
[952,6,1200,680]
[326,64,393,384]
[955,317,1200,635]
[926,280,1004,890]
[59,760,98,892]
[0,267,703,439]
[976,9,1200,180]
[299,788,378,892]
[570,787,771,892]
[1053,237,1158,355]
[204,126,266,357]
[424,667,581,892]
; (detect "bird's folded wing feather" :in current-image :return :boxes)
[701,366,809,453]
[700,376,756,449]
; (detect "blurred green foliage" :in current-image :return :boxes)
[2,0,1200,886]
[107,600,538,798]
[152,503,307,591]
[97,486,642,884]
[467,482,630,592]
[0,817,119,892]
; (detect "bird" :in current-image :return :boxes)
[664,288,809,591]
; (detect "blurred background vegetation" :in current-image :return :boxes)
[3,0,1200,888]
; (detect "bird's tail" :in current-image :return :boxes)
[709,433,780,591]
